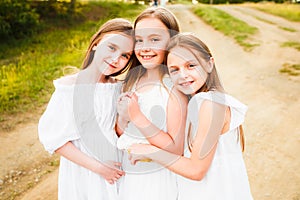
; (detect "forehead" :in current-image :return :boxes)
[100,33,133,50]
[135,17,169,36]
[168,47,197,62]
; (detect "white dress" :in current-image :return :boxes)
[117,76,178,200]
[177,91,253,200]
[38,76,122,200]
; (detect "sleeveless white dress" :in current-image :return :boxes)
[38,76,122,200]
[117,76,178,200]
[177,91,253,200]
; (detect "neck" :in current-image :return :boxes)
[143,67,161,82]
[78,67,108,84]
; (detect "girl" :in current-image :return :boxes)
[116,7,188,200]
[38,18,134,200]
[128,33,253,200]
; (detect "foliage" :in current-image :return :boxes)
[246,2,300,22]
[279,63,300,76]
[0,0,40,39]
[281,41,300,51]
[0,1,145,116]
[193,5,258,51]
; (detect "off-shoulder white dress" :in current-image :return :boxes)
[117,76,178,200]
[38,76,122,200]
[177,91,253,200]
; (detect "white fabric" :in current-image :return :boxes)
[178,91,253,200]
[38,77,122,200]
[117,76,178,200]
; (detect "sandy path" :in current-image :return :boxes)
[1,4,299,200]
[168,4,300,200]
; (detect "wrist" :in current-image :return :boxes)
[130,110,150,128]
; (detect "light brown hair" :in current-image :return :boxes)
[167,33,245,152]
[82,18,134,77]
[122,7,180,92]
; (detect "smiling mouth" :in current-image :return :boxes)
[140,55,155,60]
[180,81,193,86]
[105,60,117,68]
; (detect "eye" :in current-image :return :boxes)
[150,38,160,42]
[121,53,130,59]
[108,45,116,51]
[135,38,143,43]
[169,67,178,74]
[187,63,197,69]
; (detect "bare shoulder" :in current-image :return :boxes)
[55,74,78,85]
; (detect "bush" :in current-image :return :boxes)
[0,0,40,40]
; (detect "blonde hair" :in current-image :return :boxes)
[122,7,180,92]
[167,33,245,152]
[81,18,134,77]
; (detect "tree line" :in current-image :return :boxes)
[0,0,290,41]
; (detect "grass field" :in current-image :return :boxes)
[192,4,259,51]
[245,2,300,22]
[0,1,145,129]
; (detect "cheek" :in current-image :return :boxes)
[120,60,129,68]
[170,73,179,84]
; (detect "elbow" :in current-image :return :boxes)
[192,171,206,181]
[187,168,206,181]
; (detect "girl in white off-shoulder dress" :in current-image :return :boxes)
[115,7,187,200]
[38,18,134,200]
[128,33,253,200]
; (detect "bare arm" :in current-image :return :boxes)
[129,100,228,180]
[127,88,188,155]
[55,141,124,184]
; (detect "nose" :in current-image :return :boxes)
[179,68,189,78]
[111,52,121,63]
[140,41,151,52]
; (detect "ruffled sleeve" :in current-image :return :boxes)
[38,80,80,154]
[189,91,248,131]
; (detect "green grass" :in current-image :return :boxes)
[254,16,275,25]
[278,26,296,32]
[245,2,300,22]
[281,41,300,51]
[0,2,145,121]
[193,5,258,51]
[279,63,300,76]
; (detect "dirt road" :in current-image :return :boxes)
[1,4,299,200]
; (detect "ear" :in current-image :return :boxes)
[206,57,214,73]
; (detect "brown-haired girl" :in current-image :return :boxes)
[128,33,253,200]
[38,18,134,200]
[116,7,188,200]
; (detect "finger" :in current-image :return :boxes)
[131,92,138,101]
[114,162,122,167]
[130,158,137,165]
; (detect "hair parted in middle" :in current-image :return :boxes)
[166,33,245,152]
[122,7,181,92]
[82,18,134,78]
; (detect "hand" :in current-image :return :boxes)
[95,161,125,184]
[117,92,141,122]
[117,92,132,122]
[128,144,157,165]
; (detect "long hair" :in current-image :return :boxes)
[122,7,180,92]
[81,18,134,77]
[167,33,245,152]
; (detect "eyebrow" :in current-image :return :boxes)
[135,33,162,38]
[108,42,118,48]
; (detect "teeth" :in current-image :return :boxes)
[142,55,153,59]
[181,82,192,86]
